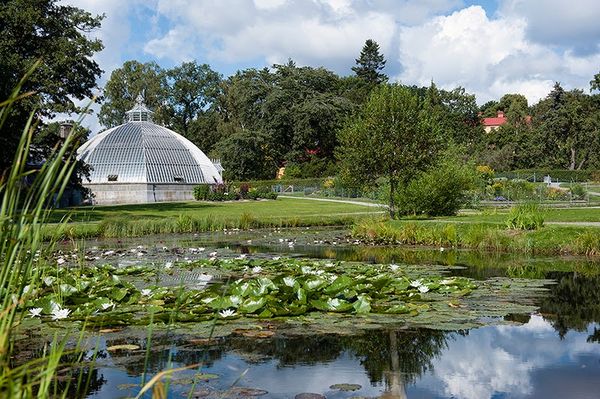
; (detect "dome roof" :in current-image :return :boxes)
[77,120,222,185]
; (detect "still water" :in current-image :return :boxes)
[74,229,600,398]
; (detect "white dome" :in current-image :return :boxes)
[77,121,222,185]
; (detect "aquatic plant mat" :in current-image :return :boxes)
[16,257,552,340]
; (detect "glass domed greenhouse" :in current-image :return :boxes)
[77,96,222,205]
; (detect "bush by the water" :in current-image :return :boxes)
[394,154,478,216]
[505,203,544,230]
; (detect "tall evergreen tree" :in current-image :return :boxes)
[351,39,387,85]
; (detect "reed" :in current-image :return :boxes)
[0,65,87,397]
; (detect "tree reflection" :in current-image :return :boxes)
[540,272,600,339]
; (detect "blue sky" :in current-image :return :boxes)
[64,0,600,130]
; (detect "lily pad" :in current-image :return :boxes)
[295,394,326,399]
[106,344,140,351]
[330,383,361,391]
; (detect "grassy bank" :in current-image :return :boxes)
[46,198,383,239]
[352,218,600,256]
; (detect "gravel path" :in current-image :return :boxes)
[278,195,386,208]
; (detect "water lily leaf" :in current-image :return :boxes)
[59,284,77,297]
[304,277,327,291]
[386,304,410,314]
[330,383,361,391]
[296,288,307,304]
[109,287,128,302]
[239,297,267,313]
[453,288,473,297]
[311,298,352,312]
[323,275,353,295]
[257,308,273,318]
[353,295,371,314]
[106,344,140,351]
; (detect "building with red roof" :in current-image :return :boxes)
[483,111,507,133]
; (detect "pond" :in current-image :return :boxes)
[27,228,600,398]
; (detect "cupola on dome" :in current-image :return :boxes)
[77,95,222,205]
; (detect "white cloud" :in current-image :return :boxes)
[499,0,600,53]
[395,5,600,104]
[146,0,463,73]
[144,27,196,62]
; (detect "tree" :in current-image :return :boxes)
[98,61,168,127]
[218,130,277,181]
[337,84,438,218]
[351,39,387,85]
[164,61,221,137]
[32,121,92,203]
[0,0,103,172]
[590,71,600,92]
[535,83,591,170]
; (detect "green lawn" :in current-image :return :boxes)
[47,198,384,238]
[51,198,382,223]
[432,207,600,224]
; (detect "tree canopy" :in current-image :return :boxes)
[337,84,439,217]
[0,0,103,172]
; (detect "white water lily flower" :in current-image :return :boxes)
[101,301,114,310]
[141,289,152,296]
[418,285,430,293]
[28,307,42,318]
[272,256,281,261]
[410,280,422,288]
[440,247,445,252]
[278,238,284,243]
[51,306,71,320]
[219,309,236,318]
[209,251,218,257]
[165,262,173,270]
[251,266,262,274]
[209,257,217,262]
[57,258,66,265]
[390,264,400,271]
[324,262,334,267]
[198,247,205,252]
[236,254,247,260]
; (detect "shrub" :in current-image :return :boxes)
[395,150,478,217]
[570,183,587,200]
[193,184,211,200]
[506,203,544,230]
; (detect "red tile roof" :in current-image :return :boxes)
[483,111,507,127]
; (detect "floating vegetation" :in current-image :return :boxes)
[15,258,552,336]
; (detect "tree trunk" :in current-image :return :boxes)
[389,177,397,219]
[569,147,576,170]
[381,330,407,399]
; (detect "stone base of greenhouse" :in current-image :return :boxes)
[85,183,198,205]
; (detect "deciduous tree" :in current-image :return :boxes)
[0,0,103,172]
[337,84,438,218]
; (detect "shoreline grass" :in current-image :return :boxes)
[352,218,600,256]
[44,199,382,239]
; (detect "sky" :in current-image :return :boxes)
[62,0,600,132]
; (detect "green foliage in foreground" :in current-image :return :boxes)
[352,218,600,256]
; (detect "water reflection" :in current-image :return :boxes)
[85,316,600,399]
